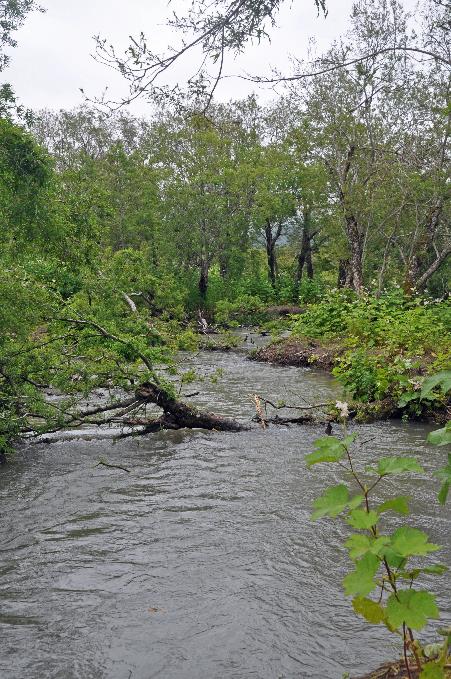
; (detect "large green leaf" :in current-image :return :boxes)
[399,564,448,581]
[435,454,451,505]
[352,596,385,624]
[306,434,356,466]
[386,590,439,630]
[419,662,445,679]
[345,534,390,560]
[428,423,451,447]
[371,456,424,476]
[398,391,419,408]
[388,527,441,558]
[377,496,410,515]
[423,564,448,575]
[347,509,379,530]
[421,371,451,399]
[343,553,379,597]
[311,485,363,519]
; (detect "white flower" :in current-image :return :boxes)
[335,400,349,419]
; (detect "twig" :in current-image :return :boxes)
[95,459,131,473]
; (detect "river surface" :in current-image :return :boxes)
[1,333,450,679]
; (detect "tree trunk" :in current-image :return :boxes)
[199,258,209,300]
[346,214,365,292]
[136,382,245,432]
[338,145,365,294]
[294,211,315,296]
[337,259,352,288]
[265,219,283,288]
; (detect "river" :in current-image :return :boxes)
[1,333,450,679]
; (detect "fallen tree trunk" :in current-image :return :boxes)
[135,382,245,432]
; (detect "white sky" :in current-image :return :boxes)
[5,0,417,115]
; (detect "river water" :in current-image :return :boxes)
[1,334,450,679]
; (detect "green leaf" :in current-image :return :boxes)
[419,662,445,679]
[427,424,451,447]
[389,527,441,558]
[343,553,379,597]
[372,456,424,476]
[306,433,357,467]
[435,454,451,505]
[352,596,385,624]
[345,534,390,560]
[311,485,363,520]
[378,496,410,515]
[311,484,350,519]
[342,433,358,448]
[438,482,449,505]
[398,391,419,408]
[348,494,365,510]
[306,435,347,466]
[347,509,379,530]
[421,371,451,399]
[423,564,448,575]
[399,564,448,580]
[386,590,439,630]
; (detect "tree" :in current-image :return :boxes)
[0,0,44,119]
[93,0,326,109]
[148,113,250,301]
[241,140,298,287]
[93,0,449,113]
[281,0,450,293]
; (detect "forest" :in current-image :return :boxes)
[0,0,450,677]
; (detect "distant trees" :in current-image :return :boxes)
[0,0,44,119]
[279,0,450,294]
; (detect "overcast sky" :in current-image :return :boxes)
[6,0,417,115]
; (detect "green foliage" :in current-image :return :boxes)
[311,483,363,519]
[370,457,424,476]
[434,452,451,505]
[385,590,439,631]
[290,289,450,410]
[308,425,447,674]
[305,433,356,465]
[0,118,54,244]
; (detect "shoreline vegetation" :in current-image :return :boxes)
[221,289,451,424]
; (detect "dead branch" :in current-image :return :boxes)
[121,292,138,313]
[252,394,267,429]
[95,459,131,473]
[254,394,332,411]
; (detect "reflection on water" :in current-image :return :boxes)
[0,338,449,679]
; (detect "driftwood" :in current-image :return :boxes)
[135,382,245,432]
[252,414,315,426]
[251,392,333,427]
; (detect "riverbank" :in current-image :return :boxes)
[252,336,449,424]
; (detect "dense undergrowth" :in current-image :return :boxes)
[289,289,450,411]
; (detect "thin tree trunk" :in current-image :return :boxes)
[199,258,209,300]
[415,243,451,290]
[346,214,365,292]
[265,220,277,287]
[294,211,315,296]
[338,146,365,294]
[265,219,283,288]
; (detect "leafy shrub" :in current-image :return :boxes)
[215,295,269,326]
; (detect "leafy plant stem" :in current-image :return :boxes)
[344,423,422,675]
[403,623,413,679]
